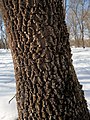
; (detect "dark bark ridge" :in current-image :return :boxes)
[0,0,90,120]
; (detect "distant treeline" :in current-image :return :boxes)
[70,39,90,47]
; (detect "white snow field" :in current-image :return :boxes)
[0,49,18,120]
[0,47,90,120]
[72,47,90,110]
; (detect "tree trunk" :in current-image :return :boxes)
[0,0,90,120]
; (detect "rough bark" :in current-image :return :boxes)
[0,0,90,120]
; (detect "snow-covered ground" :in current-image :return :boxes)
[72,47,90,110]
[0,49,18,120]
[0,48,90,120]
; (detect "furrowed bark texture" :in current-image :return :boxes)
[0,0,90,120]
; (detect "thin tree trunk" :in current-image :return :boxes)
[0,0,90,120]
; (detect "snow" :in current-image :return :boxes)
[0,49,18,120]
[72,47,90,110]
[0,48,90,119]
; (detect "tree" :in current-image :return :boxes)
[66,0,90,48]
[66,9,80,47]
[0,13,8,49]
[66,0,82,47]
[0,0,90,120]
[64,0,67,14]
[84,9,90,41]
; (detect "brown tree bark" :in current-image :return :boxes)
[0,0,90,120]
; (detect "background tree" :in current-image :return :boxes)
[84,7,90,44]
[0,0,90,120]
[66,0,90,47]
[0,13,8,49]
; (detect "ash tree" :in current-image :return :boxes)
[0,0,90,120]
